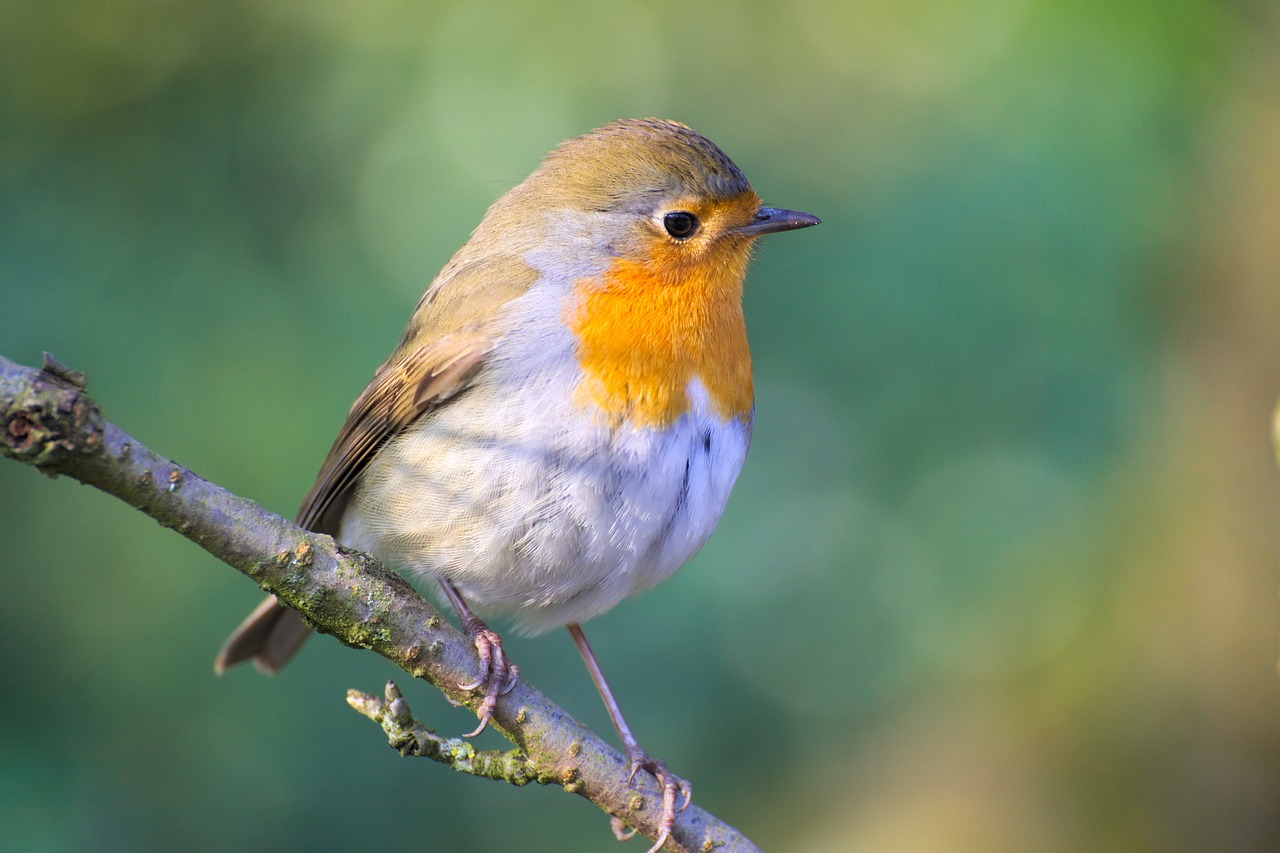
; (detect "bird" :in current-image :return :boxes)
[215,117,818,850]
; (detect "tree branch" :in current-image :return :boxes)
[0,353,759,853]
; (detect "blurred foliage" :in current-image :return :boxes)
[3,1,1280,850]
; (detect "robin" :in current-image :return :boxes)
[216,118,819,850]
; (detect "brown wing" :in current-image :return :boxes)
[213,332,490,676]
[214,254,540,675]
[296,331,488,535]
[298,251,542,535]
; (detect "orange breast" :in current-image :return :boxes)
[569,243,754,429]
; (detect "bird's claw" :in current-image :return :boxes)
[610,816,638,841]
[624,749,691,852]
[459,625,519,738]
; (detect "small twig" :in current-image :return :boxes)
[348,681,557,786]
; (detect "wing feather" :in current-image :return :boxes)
[294,254,540,535]
[295,332,490,534]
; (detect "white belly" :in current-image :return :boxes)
[339,371,751,635]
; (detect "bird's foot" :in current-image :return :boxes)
[457,619,519,737]
[621,748,691,852]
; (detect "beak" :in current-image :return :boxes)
[736,206,821,237]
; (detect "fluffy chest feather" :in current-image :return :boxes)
[568,251,754,429]
[339,279,753,634]
[342,378,750,633]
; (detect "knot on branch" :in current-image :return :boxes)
[2,354,102,469]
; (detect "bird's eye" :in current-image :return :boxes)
[662,211,699,240]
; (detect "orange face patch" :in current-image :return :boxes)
[568,194,759,429]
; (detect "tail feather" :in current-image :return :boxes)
[215,595,312,675]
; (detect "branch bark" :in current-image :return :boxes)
[0,352,760,853]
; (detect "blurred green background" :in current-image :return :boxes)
[3,1,1279,850]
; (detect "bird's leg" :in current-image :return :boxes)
[441,579,518,737]
[568,623,691,852]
